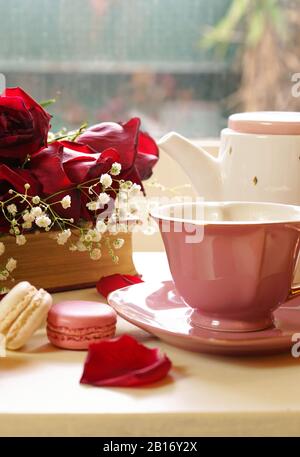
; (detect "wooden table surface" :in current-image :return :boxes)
[1,252,300,437]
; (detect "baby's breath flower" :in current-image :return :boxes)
[61,195,71,209]
[96,220,107,234]
[0,272,9,280]
[23,211,35,223]
[56,229,71,245]
[32,196,40,205]
[85,229,101,243]
[110,162,122,176]
[30,207,43,218]
[7,204,17,216]
[22,221,32,229]
[100,173,112,188]
[13,227,20,236]
[24,183,30,190]
[120,180,133,191]
[6,258,17,273]
[84,233,93,242]
[98,192,110,205]
[129,183,142,196]
[69,244,77,252]
[86,201,99,211]
[76,241,87,252]
[35,214,51,228]
[0,242,5,256]
[16,235,26,246]
[113,238,125,250]
[90,248,102,260]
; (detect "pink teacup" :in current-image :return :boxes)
[151,201,300,332]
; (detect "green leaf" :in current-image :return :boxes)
[246,9,265,46]
[39,98,56,109]
[200,0,250,51]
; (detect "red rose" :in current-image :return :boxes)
[77,118,159,182]
[30,141,120,221]
[0,164,41,197]
[0,87,51,162]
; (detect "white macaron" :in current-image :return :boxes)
[0,281,52,350]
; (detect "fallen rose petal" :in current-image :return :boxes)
[80,334,172,387]
[97,274,144,298]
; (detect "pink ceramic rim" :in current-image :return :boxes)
[228,112,300,135]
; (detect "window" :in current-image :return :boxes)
[0,0,299,138]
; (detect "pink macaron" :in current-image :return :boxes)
[47,300,117,350]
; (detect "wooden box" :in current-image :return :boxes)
[0,231,137,292]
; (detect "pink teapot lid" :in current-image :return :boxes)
[228,112,300,135]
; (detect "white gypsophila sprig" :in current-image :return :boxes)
[90,248,102,260]
[110,162,122,176]
[35,214,52,228]
[61,195,71,209]
[6,258,17,273]
[84,229,101,243]
[7,204,17,216]
[32,196,40,205]
[16,235,26,246]
[129,183,142,196]
[0,168,157,275]
[56,229,72,245]
[30,207,43,218]
[98,192,110,205]
[112,238,125,250]
[86,201,99,211]
[96,220,107,234]
[100,173,112,189]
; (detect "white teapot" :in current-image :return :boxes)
[158,112,300,205]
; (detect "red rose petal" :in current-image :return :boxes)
[80,334,172,387]
[77,118,140,170]
[97,274,144,298]
[77,118,159,182]
[136,131,159,180]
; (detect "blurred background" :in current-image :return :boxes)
[1,0,299,138]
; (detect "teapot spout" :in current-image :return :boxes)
[158,132,221,200]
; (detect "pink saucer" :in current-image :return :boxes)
[108,281,300,356]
